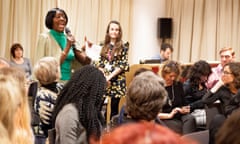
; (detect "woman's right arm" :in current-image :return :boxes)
[158,108,180,119]
[202,79,225,105]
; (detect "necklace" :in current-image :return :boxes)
[168,85,175,106]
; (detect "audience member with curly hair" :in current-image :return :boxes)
[52,65,106,144]
[183,60,212,127]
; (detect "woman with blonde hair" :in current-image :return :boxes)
[0,74,21,144]
[0,67,34,144]
[158,60,196,134]
[33,56,63,144]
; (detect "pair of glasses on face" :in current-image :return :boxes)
[222,71,232,75]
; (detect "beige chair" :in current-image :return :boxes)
[106,96,112,126]
[106,96,126,126]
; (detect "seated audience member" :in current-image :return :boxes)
[9,43,32,81]
[114,68,152,126]
[206,47,235,89]
[152,43,173,63]
[215,109,240,144]
[158,60,196,134]
[92,122,197,144]
[0,57,10,68]
[202,62,240,144]
[0,67,34,144]
[118,71,167,126]
[183,60,212,127]
[33,57,64,144]
[0,72,22,144]
[52,65,106,144]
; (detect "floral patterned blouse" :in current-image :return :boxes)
[96,42,129,98]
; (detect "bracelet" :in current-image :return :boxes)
[62,51,66,56]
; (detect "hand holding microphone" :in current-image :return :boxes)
[65,27,76,49]
[65,27,91,65]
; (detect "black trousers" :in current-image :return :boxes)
[209,114,226,144]
[163,114,196,134]
[110,97,120,119]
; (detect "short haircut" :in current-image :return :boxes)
[10,43,23,58]
[161,43,173,52]
[45,8,68,29]
[33,57,59,85]
[219,47,235,56]
[126,71,167,121]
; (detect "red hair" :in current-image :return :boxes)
[92,122,197,144]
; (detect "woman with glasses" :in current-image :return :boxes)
[202,62,240,144]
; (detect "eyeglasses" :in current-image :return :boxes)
[223,71,232,75]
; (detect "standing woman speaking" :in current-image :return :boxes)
[35,8,90,81]
[95,20,129,121]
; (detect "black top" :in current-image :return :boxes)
[162,81,186,119]
[183,79,208,110]
[202,86,240,116]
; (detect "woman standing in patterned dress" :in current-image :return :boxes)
[96,20,129,122]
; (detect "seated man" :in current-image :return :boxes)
[206,47,235,89]
[152,43,173,63]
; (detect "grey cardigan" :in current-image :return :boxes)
[55,103,87,144]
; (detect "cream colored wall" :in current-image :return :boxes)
[129,0,166,64]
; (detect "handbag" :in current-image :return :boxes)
[191,109,206,126]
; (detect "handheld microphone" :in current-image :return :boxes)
[65,27,72,36]
[65,27,76,49]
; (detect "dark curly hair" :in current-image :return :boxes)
[52,65,106,140]
[45,8,68,29]
[188,60,212,86]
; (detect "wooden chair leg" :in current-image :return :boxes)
[106,96,111,126]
